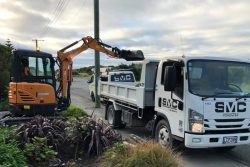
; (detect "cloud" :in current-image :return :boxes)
[1,0,250,68]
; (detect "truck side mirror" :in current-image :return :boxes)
[164,66,176,91]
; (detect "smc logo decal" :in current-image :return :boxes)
[111,74,134,82]
[114,75,131,82]
[215,102,246,117]
[161,98,183,111]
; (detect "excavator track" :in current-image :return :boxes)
[0,111,64,126]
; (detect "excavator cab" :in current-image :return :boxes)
[9,49,57,116]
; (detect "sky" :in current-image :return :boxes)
[1,0,250,68]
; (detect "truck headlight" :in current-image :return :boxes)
[189,109,204,133]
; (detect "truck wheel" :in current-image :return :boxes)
[155,119,173,148]
[91,92,95,102]
[107,104,125,128]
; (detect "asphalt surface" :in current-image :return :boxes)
[71,78,250,167]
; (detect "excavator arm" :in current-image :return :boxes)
[56,36,144,109]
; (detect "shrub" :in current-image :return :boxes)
[13,114,122,164]
[24,137,57,166]
[60,105,87,122]
[0,127,28,167]
[24,115,121,160]
[0,99,8,111]
[70,117,122,157]
[101,141,181,167]
[15,116,67,149]
[15,116,71,163]
[101,143,130,167]
[72,71,80,76]
[0,142,28,167]
[0,127,15,143]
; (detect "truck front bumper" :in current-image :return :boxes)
[185,132,250,148]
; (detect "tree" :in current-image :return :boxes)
[73,63,143,81]
[0,41,14,97]
[5,39,14,70]
[5,38,14,51]
[131,63,142,81]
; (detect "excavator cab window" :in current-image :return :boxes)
[12,50,56,88]
[21,57,31,76]
[21,56,53,78]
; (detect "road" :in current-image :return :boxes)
[71,78,250,167]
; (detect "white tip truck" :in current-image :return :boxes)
[100,56,250,149]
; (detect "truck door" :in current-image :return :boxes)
[155,61,185,138]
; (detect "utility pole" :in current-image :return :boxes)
[94,0,100,108]
[32,39,44,51]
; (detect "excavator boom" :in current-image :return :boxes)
[57,36,144,109]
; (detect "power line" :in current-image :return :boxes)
[39,0,64,37]
[40,0,71,37]
[50,0,68,23]
[67,0,87,22]
[39,0,87,39]
[38,0,87,52]
[41,0,66,36]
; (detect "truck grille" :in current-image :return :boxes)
[205,129,250,134]
[216,125,242,128]
[214,119,244,122]
[204,118,250,133]
[18,91,35,102]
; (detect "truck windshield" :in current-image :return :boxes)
[188,60,250,97]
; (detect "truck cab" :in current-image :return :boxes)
[155,56,250,148]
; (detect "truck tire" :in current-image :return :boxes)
[155,119,173,148]
[107,104,125,129]
[91,92,95,102]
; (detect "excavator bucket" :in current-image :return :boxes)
[120,50,144,61]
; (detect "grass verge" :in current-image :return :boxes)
[73,72,90,78]
[59,105,87,122]
[100,141,181,167]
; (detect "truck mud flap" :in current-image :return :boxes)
[122,109,133,126]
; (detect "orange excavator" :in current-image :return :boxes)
[8,36,144,116]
